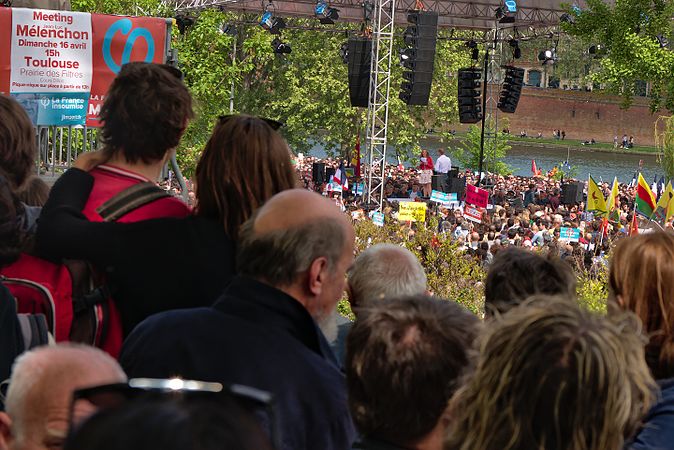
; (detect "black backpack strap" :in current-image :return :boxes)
[95,182,171,222]
[16,314,50,349]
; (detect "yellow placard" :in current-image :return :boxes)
[398,202,427,222]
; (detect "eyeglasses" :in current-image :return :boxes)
[68,378,282,450]
[217,114,284,131]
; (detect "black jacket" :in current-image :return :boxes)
[35,169,235,336]
[120,276,356,450]
[0,283,23,409]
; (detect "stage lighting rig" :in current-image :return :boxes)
[272,37,292,54]
[466,40,479,61]
[260,11,286,35]
[509,39,521,59]
[538,48,556,65]
[315,1,339,24]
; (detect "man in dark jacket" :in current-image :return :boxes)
[120,189,356,450]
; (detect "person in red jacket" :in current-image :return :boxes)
[418,149,434,198]
[83,62,193,222]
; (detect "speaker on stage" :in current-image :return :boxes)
[348,37,372,107]
[431,174,447,192]
[312,162,326,184]
[448,177,466,198]
[561,181,584,205]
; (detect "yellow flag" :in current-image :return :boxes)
[587,175,608,217]
[607,177,620,220]
[653,182,674,223]
[667,183,674,222]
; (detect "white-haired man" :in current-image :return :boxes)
[331,243,428,363]
[0,344,127,450]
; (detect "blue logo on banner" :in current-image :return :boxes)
[12,93,88,126]
[371,211,385,227]
[103,19,156,74]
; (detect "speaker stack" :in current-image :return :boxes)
[561,181,584,205]
[347,37,372,107]
[312,162,326,184]
[399,10,438,106]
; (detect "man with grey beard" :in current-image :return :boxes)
[120,189,356,450]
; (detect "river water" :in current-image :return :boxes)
[307,137,663,184]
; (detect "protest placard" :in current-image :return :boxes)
[465,184,489,208]
[398,202,427,222]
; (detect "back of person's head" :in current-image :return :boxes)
[0,95,35,189]
[64,395,271,450]
[0,176,27,267]
[609,232,674,379]
[484,247,576,316]
[2,344,126,449]
[347,244,426,309]
[16,175,49,207]
[445,296,656,450]
[100,62,193,165]
[195,115,297,238]
[347,296,480,447]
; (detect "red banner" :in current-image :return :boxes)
[465,184,489,208]
[0,8,11,94]
[87,15,167,126]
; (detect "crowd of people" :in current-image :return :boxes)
[0,61,673,450]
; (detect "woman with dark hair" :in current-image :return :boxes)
[36,115,297,337]
[609,232,674,450]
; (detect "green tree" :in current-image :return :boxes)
[656,115,674,181]
[562,0,674,111]
[454,124,512,175]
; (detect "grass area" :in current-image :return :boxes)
[503,135,661,154]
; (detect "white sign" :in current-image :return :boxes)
[371,211,384,227]
[10,9,92,93]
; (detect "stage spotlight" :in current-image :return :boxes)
[537,48,556,65]
[560,13,575,24]
[271,37,291,54]
[466,40,479,61]
[656,35,668,48]
[260,11,286,35]
[175,16,194,35]
[509,39,521,59]
[340,41,349,63]
[315,1,339,24]
[220,24,237,36]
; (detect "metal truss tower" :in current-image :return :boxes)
[483,25,505,177]
[365,0,396,210]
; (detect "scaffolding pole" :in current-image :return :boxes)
[365,0,396,210]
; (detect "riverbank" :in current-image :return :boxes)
[503,135,662,156]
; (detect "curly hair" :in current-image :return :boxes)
[0,95,36,189]
[99,63,193,164]
[445,296,656,450]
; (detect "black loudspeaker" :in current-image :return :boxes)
[448,177,466,198]
[498,66,525,113]
[431,174,447,192]
[348,37,372,107]
[448,167,459,179]
[312,162,326,183]
[561,181,583,205]
[399,10,438,106]
[458,68,482,123]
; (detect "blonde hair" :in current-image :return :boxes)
[609,232,674,379]
[445,296,655,450]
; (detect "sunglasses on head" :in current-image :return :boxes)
[217,114,284,131]
[68,378,282,450]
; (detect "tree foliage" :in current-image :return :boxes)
[562,0,674,111]
[454,124,512,175]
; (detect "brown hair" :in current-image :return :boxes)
[0,95,36,189]
[195,115,297,239]
[16,175,49,207]
[609,232,674,379]
[347,296,480,446]
[446,296,655,450]
[100,62,193,164]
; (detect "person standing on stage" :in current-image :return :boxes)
[435,149,452,192]
[419,149,434,198]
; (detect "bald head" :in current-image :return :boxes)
[347,244,427,310]
[2,344,126,449]
[254,189,350,235]
[237,189,355,319]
